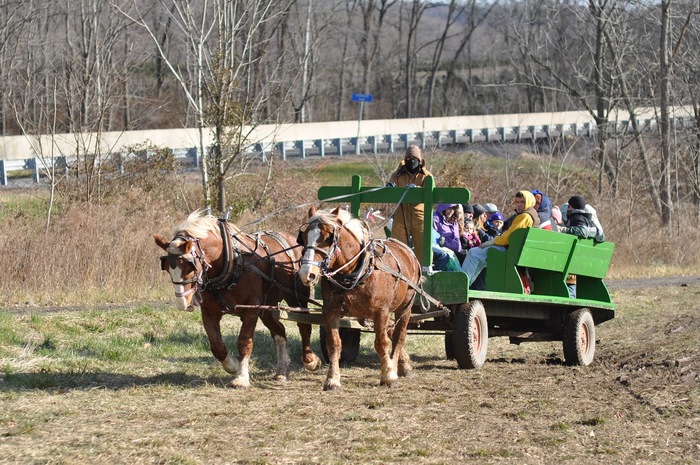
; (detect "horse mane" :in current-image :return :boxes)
[310,208,367,244]
[173,209,241,240]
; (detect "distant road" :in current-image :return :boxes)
[606,275,700,290]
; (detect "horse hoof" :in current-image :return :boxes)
[273,374,289,382]
[226,379,251,389]
[380,379,400,388]
[398,366,414,378]
[380,373,399,387]
[304,355,322,372]
[323,381,341,391]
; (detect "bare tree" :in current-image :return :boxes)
[115,0,300,212]
[440,0,498,116]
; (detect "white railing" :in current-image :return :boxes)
[1,107,696,186]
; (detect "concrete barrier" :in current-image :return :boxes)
[1,107,695,185]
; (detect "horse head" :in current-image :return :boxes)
[154,233,207,311]
[298,206,338,286]
[298,206,368,287]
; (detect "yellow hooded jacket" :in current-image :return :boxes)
[493,190,540,247]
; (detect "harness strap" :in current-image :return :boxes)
[372,260,448,313]
[323,241,374,291]
[214,231,325,312]
[204,220,239,290]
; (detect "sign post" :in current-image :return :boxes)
[351,93,373,154]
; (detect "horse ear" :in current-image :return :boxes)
[153,234,169,250]
[308,205,317,218]
[330,206,341,216]
[182,240,194,254]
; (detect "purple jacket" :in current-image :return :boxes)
[433,204,462,253]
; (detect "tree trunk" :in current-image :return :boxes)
[659,0,672,225]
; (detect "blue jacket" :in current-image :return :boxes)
[533,191,553,224]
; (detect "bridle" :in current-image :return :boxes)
[299,218,374,290]
[159,235,211,298]
[299,220,340,271]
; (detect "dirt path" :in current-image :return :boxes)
[606,275,700,290]
[3,276,698,315]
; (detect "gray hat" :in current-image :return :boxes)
[484,203,498,214]
[472,204,487,217]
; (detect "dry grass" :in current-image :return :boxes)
[0,283,698,464]
[2,149,699,309]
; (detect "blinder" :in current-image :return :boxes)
[299,220,339,270]
[159,250,202,286]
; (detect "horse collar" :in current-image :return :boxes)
[324,240,375,291]
[202,220,243,291]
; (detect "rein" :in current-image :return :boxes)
[239,185,388,231]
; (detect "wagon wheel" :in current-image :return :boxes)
[319,326,361,364]
[452,301,488,369]
[563,308,596,366]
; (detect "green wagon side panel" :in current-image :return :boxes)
[567,240,614,278]
[484,228,615,301]
[514,228,576,272]
[421,271,469,305]
[519,229,576,298]
[486,229,574,296]
[567,240,614,303]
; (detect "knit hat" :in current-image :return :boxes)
[462,204,473,214]
[490,212,504,222]
[472,204,487,217]
[484,203,498,214]
[567,195,586,210]
[551,206,562,224]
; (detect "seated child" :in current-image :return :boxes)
[460,219,481,251]
[483,212,504,240]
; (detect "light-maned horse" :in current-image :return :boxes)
[154,210,321,388]
[298,206,421,390]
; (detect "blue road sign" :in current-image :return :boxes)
[351,93,374,102]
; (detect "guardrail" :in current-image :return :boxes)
[1,107,696,186]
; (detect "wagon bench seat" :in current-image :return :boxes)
[485,228,614,303]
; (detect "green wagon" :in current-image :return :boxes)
[276,175,615,368]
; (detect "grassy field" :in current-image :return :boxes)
[1,283,698,464]
[0,147,698,463]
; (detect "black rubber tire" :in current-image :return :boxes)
[444,333,455,360]
[563,308,596,366]
[452,301,488,369]
[319,326,361,364]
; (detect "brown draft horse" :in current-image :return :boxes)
[154,210,321,388]
[298,206,421,390]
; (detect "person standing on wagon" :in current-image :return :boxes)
[387,145,433,265]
